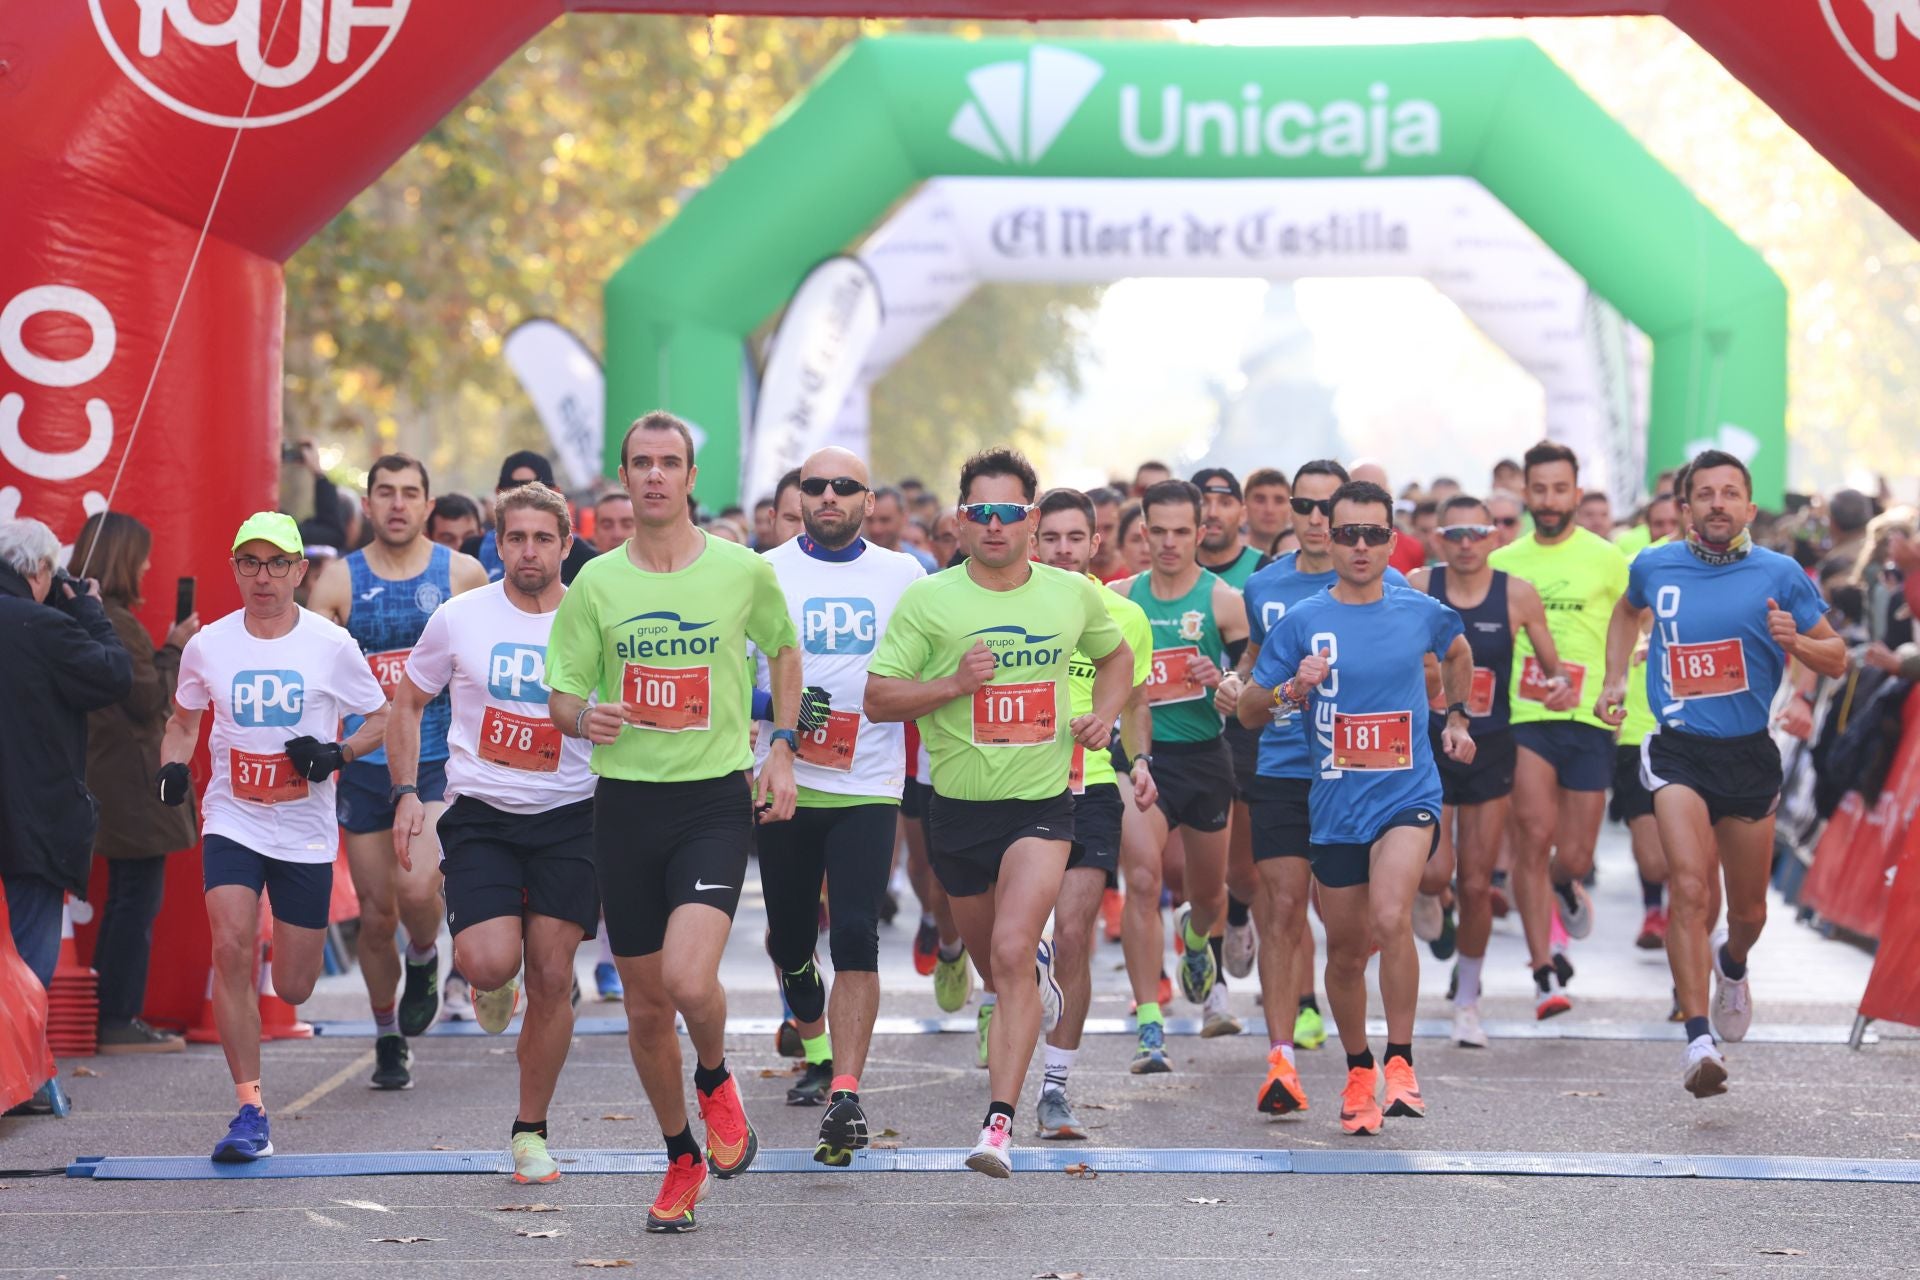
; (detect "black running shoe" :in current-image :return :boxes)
[370,1034,412,1090]
[1430,902,1457,961]
[1551,950,1576,989]
[787,1060,833,1106]
[398,955,440,1037]
[776,1019,803,1059]
[813,1091,869,1167]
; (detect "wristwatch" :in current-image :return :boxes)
[768,728,799,754]
[389,782,419,804]
[1445,702,1470,722]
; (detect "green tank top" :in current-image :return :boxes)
[1127,569,1226,743]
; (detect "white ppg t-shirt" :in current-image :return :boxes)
[404,581,595,815]
[176,608,387,863]
[753,538,924,800]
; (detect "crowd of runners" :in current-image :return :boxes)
[154,412,1848,1232]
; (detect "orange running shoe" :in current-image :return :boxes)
[1157,972,1173,1007]
[645,1152,710,1233]
[697,1075,759,1179]
[1256,1047,1308,1116]
[1101,888,1124,943]
[1339,1065,1382,1136]
[1382,1057,1426,1118]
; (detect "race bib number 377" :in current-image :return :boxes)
[230,748,308,804]
[971,680,1057,746]
[621,663,712,733]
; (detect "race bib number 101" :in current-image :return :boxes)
[971,680,1057,746]
[621,663,712,733]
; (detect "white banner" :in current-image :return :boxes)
[743,256,884,505]
[503,319,605,491]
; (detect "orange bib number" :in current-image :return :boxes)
[797,710,860,773]
[1518,656,1585,704]
[1333,711,1414,772]
[478,706,562,772]
[367,648,410,696]
[621,664,711,733]
[971,680,1057,746]
[1146,646,1206,706]
[1430,667,1497,717]
[229,748,308,804]
[1667,638,1748,700]
[1069,743,1086,795]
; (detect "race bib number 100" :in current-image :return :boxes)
[478,707,562,772]
[621,663,712,733]
[1332,711,1413,771]
[971,680,1057,746]
[230,748,308,804]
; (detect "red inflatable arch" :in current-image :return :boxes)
[0,1,1916,1045]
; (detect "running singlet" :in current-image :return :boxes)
[1127,570,1226,743]
[1068,576,1153,792]
[752,536,925,806]
[1252,584,1463,846]
[1201,545,1263,590]
[1244,553,1409,780]
[1488,527,1627,732]
[403,581,595,815]
[1617,537,1670,750]
[869,561,1124,803]
[1424,567,1513,731]
[1627,540,1824,738]
[545,533,798,783]
[344,543,453,765]
[175,609,388,861]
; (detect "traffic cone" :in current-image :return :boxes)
[257,893,312,1042]
[46,897,99,1058]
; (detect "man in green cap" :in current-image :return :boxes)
[156,512,389,1163]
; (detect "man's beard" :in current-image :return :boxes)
[804,508,863,549]
[1530,507,1573,538]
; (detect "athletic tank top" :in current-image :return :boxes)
[1127,569,1225,744]
[345,543,454,763]
[1426,566,1513,733]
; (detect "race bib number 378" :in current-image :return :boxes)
[971,680,1057,746]
[621,663,712,733]
[478,707,562,772]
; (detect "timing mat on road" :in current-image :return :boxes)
[65,1148,1920,1184]
[306,1015,1879,1045]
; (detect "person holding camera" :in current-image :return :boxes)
[68,513,202,1053]
[0,517,132,1113]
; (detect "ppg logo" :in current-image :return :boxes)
[803,598,877,655]
[488,643,549,704]
[231,670,305,727]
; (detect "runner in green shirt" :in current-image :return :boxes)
[864,449,1132,1179]
[545,412,801,1235]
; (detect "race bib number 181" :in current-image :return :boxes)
[1332,711,1413,771]
[621,663,712,733]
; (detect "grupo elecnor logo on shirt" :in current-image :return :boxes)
[488,643,550,704]
[231,670,305,726]
[613,611,717,660]
[966,624,1064,668]
[803,597,877,655]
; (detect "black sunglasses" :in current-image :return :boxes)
[1290,497,1334,518]
[1330,523,1395,548]
[799,476,867,498]
[1437,524,1495,543]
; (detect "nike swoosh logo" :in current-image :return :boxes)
[693,880,731,892]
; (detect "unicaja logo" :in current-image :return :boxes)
[1822,0,1920,111]
[950,46,1104,165]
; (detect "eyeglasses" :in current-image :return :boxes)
[1290,497,1334,518]
[233,554,301,577]
[1329,524,1395,548]
[960,502,1033,526]
[1437,524,1495,543]
[1495,516,1521,528]
[799,476,867,498]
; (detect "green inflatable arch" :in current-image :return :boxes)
[604,36,1786,505]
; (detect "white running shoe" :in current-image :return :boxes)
[441,973,475,1023]
[1036,939,1064,1035]
[965,1114,1014,1178]
[1555,881,1594,940]
[1683,1036,1728,1098]
[1452,1002,1489,1049]
[1223,918,1257,979]
[1411,892,1444,943]
[1200,982,1243,1038]
[474,978,521,1035]
[1709,926,1753,1043]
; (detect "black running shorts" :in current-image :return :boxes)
[926,790,1074,898]
[1613,743,1655,823]
[1247,773,1311,863]
[1642,727,1782,825]
[438,795,599,938]
[1309,805,1442,890]
[1431,721,1517,807]
[592,773,753,957]
[1150,737,1234,833]
[1068,782,1123,885]
[756,801,898,972]
[1512,720,1613,793]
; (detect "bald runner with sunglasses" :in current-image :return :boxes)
[1406,495,1576,1048]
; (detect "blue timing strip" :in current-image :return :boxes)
[67,1147,1920,1183]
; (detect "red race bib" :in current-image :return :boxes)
[1518,656,1585,704]
[1146,646,1207,706]
[1069,743,1086,795]
[1332,711,1414,772]
[1666,638,1748,700]
[229,748,308,804]
[621,663,712,733]
[971,680,1058,746]
[1429,667,1497,716]
[477,706,562,772]
[797,710,861,773]
[366,648,410,696]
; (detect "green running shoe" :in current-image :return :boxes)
[512,1130,559,1184]
[1173,904,1217,1005]
[975,1001,994,1069]
[934,947,974,1014]
[1294,1005,1327,1051]
[1129,1020,1171,1074]
[474,978,520,1036]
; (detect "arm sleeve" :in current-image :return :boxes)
[175,634,212,711]
[1784,564,1825,632]
[336,634,390,718]
[542,579,601,700]
[1625,551,1651,610]
[1608,545,1631,600]
[1250,613,1301,690]
[1074,574,1123,662]
[868,585,931,681]
[403,603,455,697]
[1245,582,1268,647]
[1124,605,1153,687]
[743,557,799,656]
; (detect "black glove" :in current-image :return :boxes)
[284,735,346,782]
[797,684,833,734]
[155,762,192,806]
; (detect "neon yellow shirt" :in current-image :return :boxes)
[1069,576,1152,789]
[1489,526,1629,732]
[1617,536,1670,748]
[869,561,1124,802]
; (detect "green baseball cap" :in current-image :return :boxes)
[231,511,304,556]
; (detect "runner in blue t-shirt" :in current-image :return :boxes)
[1241,480,1475,1138]
[1597,450,1844,1102]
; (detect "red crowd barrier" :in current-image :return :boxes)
[1859,802,1920,1034]
[1801,692,1920,942]
[0,890,56,1112]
